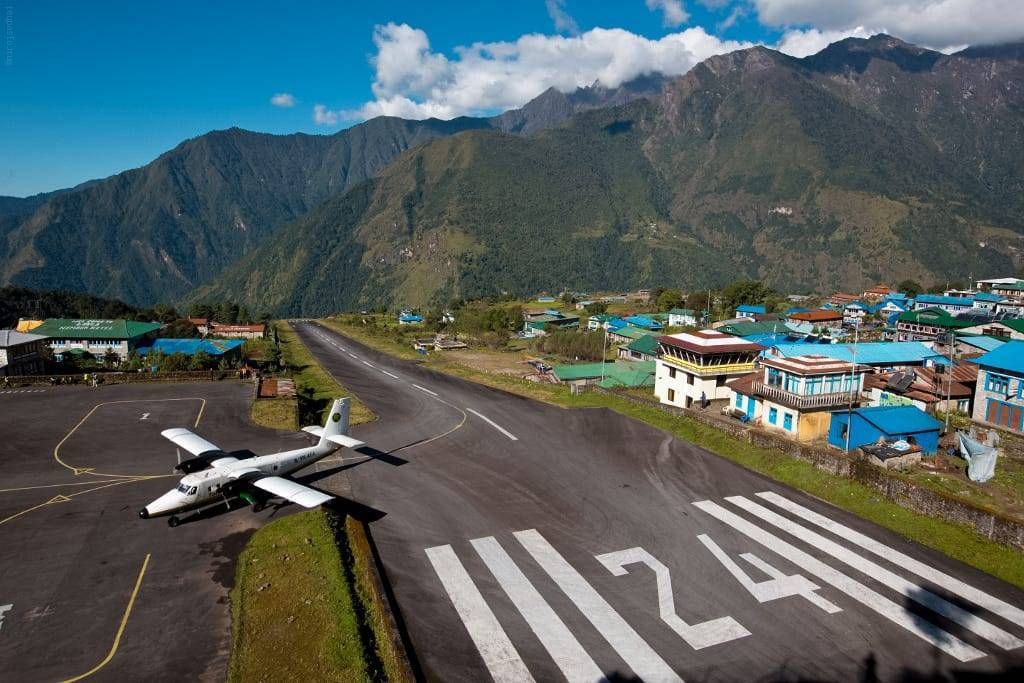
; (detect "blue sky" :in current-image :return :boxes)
[2,1,1020,196]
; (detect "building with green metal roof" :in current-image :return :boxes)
[33,318,161,361]
[891,307,973,342]
[618,333,659,361]
[552,360,655,387]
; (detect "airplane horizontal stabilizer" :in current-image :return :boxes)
[302,425,325,437]
[327,434,364,449]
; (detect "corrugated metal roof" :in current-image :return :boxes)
[0,329,47,347]
[851,405,942,434]
[770,341,944,365]
[138,338,245,356]
[955,335,1007,352]
[553,361,654,382]
[974,340,1024,375]
[32,319,161,340]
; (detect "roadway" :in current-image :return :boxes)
[0,381,310,682]
[294,320,1024,682]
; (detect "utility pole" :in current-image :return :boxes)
[600,324,608,382]
[944,332,955,434]
[706,289,712,326]
[845,321,859,454]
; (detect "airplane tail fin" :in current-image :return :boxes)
[320,397,351,447]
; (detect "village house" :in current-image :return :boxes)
[989,281,1024,300]
[618,333,659,362]
[958,318,1024,341]
[727,355,868,441]
[0,330,47,376]
[863,364,976,415]
[786,309,844,331]
[892,308,972,342]
[208,322,266,339]
[912,294,976,314]
[976,277,1023,292]
[187,317,210,335]
[861,285,894,302]
[735,304,766,320]
[842,301,872,326]
[971,341,1024,434]
[828,405,942,455]
[667,308,698,327]
[829,292,861,307]
[766,341,947,370]
[654,330,763,410]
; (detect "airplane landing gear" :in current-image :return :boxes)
[251,502,265,513]
[167,516,180,528]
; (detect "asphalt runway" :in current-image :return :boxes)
[294,321,1024,682]
[0,381,309,682]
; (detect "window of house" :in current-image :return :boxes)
[686,373,694,386]
[716,375,727,387]
[735,393,743,408]
[768,407,778,425]
[668,366,677,379]
[783,413,793,431]
[986,372,1011,395]
[667,388,675,403]
[767,367,781,386]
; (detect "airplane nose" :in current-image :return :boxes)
[138,508,149,519]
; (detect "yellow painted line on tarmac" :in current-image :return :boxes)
[0,478,147,527]
[0,479,128,493]
[53,398,207,477]
[59,553,151,683]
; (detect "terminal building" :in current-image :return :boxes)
[31,319,161,362]
[654,330,763,410]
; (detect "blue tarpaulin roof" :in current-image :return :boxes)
[974,340,1024,375]
[138,338,244,356]
[849,405,942,434]
[769,341,947,365]
[737,304,766,314]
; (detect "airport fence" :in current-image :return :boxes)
[1,370,248,387]
[591,385,1024,551]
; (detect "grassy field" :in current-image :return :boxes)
[229,509,383,683]
[318,317,1024,589]
[276,321,374,428]
[250,396,299,432]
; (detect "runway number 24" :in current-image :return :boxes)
[596,537,839,650]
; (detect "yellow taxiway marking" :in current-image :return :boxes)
[59,553,151,683]
[0,479,131,493]
[0,478,149,527]
[53,398,207,478]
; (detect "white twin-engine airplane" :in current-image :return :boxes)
[139,397,363,527]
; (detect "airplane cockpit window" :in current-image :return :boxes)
[176,484,190,494]
[189,486,198,495]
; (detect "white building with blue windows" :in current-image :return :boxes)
[727,354,868,442]
[972,341,1024,434]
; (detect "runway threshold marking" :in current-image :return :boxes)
[466,409,518,441]
[425,544,535,682]
[727,495,1024,650]
[53,398,206,478]
[58,553,151,683]
[692,499,985,662]
[755,491,1024,628]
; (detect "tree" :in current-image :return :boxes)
[103,349,120,368]
[719,280,774,316]
[161,319,199,338]
[189,350,213,371]
[656,288,684,311]
[584,301,608,314]
[897,279,922,297]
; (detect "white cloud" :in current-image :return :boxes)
[646,0,690,28]
[752,0,1024,50]
[776,26,873,58]
[320,22,752,125]
[546,0,579,35]
[270,93,295,108]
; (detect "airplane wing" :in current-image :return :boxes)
[161,428,239,470]
[229,468,333,508]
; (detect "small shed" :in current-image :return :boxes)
[828,405,942,455]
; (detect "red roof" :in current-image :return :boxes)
[210,323,265,333]
[657,330,764,354]
[788,310,844,322]
[762,354,858,376]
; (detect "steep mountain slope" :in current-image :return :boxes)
[194,36,1024,315]
[1,78,664,305]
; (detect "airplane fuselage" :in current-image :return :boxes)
[139,440,339,519]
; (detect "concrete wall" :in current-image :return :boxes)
[595,386,1024,552]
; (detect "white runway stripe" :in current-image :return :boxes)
[726,496,1023,651]
[471,536,605,683]
[693,500,985,662]
[467,409,518,441]
[361,360,374,368]
[757,490,1024,630]
[425,544,535,682]
[381,370,399,379]
[514,529,683,682]
[413,384,439,396]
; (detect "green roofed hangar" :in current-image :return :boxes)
[32,318,161,361]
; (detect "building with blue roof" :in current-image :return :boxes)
[398,313,424,325]
[971,340,1024,433]
[828,405,942,454]
[955,335,1007,355]
[912,294,975,314]
[767,341,947,368]
[138,338,244,360]
[623,315,663,331]
[736,304,767,319]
